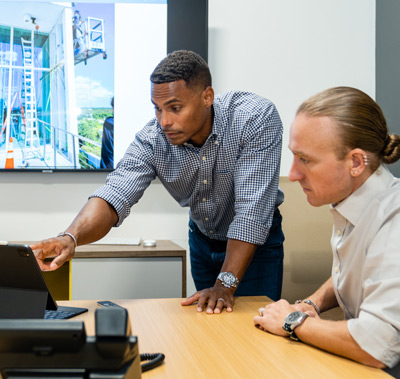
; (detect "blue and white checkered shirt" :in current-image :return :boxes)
[91,91,284,245]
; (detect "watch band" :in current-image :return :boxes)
[289,330,300,341]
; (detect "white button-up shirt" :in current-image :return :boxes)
[331,165,400,367]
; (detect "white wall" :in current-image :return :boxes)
[0,0,376,297]
[208,0,375,175]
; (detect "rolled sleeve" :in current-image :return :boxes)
[227,215,270,244]
[348,311,400,368]
[344,204,400,368]
[90,184,134,227]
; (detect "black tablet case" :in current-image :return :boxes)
[0,243,84,319]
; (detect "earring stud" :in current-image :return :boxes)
[363,155,370,166]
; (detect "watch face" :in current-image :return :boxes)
[222,272,235,285]
[283,311,308,333]
[218,272,239,288]
[286,311,303,322]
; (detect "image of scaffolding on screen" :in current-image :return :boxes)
[0,1,114,170]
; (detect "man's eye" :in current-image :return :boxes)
[300,157,309,164]
[172,106,181,112]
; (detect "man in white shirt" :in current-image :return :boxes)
[254,86,400,369]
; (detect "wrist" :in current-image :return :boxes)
[57,232,77,247]
[215,280,236,294]
[295,299,320,315]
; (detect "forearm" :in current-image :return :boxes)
[256,300,385,368]
[220,238,257,281]
[65,197,118,245]
[296,318,385,368]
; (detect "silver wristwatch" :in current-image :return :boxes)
[282,311,309,341]
[217,272,240,288]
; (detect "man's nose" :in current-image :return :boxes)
[288,161,303,182]
[159,111,172,128]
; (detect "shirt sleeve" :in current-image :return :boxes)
[227,100,283,244]
[347,209,400,368]
[90,121,158,226]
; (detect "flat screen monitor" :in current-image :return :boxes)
[0,0,208,172]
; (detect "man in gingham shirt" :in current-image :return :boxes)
[33,51,284,314]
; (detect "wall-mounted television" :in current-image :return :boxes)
[0,0,208,172]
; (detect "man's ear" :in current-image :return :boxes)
[348,148,368,177]
[203,86,214,107]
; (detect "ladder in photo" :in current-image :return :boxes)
[21,35,41,164]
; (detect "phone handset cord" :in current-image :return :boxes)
[140,353,165,372]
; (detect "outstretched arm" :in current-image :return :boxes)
[31,197,118,271]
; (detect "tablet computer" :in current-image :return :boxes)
[0,243,87,319]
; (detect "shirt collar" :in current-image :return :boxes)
[332,165,394,226]
[211,100,229,139]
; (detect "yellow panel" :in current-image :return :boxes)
[42,261,70,300]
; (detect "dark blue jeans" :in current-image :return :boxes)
[188,209,284,301]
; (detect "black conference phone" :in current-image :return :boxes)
[0,307,164,378]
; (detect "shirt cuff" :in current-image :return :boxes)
[227,216,269,245]
[348,311,400,368]
[89,186,131,227]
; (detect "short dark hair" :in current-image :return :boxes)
[150,50,212,90]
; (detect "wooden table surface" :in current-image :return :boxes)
[59,297,392,379]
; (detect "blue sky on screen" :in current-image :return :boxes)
[73,2,115,109]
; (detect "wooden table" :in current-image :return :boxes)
[59,297,393,379]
